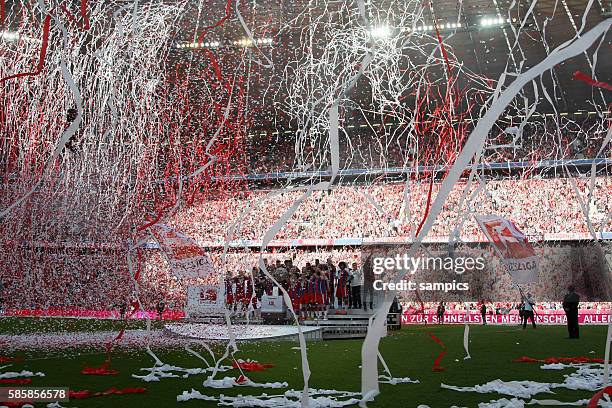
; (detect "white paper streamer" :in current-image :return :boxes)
[360,19,612,401]
[0,3,83,219]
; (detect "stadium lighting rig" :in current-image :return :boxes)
[404,16,521,34]
[175,38,273,50]
[232,37,273,47]
[176,41,221,49]
[480,16,518,27]
[370,25,392,39]
[0,31,41,43]
[411,22,463,32]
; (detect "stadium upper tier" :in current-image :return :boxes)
[241,117,610,175]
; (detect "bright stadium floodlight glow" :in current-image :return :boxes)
[1,31,40,43]
[481,17,508,27]
[370,25,391,39]
[1,31,19,41]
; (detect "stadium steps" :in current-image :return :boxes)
[300,311,377,339]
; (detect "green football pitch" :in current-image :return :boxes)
[0,318,607,407]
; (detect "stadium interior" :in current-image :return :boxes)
[0,0,611,407]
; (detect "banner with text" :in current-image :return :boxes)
[150,224,216,279]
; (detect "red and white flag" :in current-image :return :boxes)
[474,214,539,283]
[149,224,215,279]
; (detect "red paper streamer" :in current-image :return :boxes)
[60,1,90,31]
[415,171,435,236]
[588,386,612,408]
[69,387,146,399]
[197,0,232,43]
[0,15,51,83]
[80,0,91,30]
[514,356,604,364]
[0,356,21,363]
[428,332,447,372]
[136,201,175,231]
[431,12,452,76]
[573,71,612,92]
[0,378,32,384]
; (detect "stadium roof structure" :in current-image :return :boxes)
[2,0,607,127]
[167,0,611,127]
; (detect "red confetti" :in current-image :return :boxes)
[232,360,275,372]
[60,0,91,30]
[81,365,119,375]
[235,374,249,384]
[197,0,232,43]
[80,0,91,30]
[514,356,604,364]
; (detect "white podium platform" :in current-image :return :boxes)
[165,323,322,342]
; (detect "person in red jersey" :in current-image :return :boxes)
[225,272,234,311]
[288,272,301,317]
[336,262,350,313]
[299,273,309,320]
[317,270,329,320]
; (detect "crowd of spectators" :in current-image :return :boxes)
[3,239,608,315]
[171,176,611,243]
[2,176,610,314]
